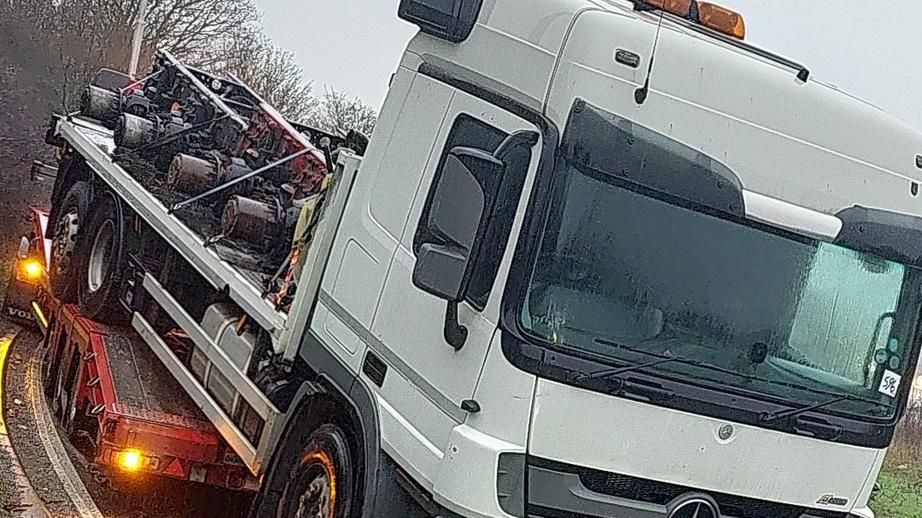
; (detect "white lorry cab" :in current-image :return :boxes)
[347,0,922,516]
[36,0,922,517]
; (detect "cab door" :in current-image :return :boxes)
[369,87,541,462]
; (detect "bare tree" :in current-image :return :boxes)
[0,0,379,140]
[192,25,318,122]
[0,0,258,108]
[310,87,378,137]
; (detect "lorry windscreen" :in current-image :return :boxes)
[516,117,921,423]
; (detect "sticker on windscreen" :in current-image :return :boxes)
[879,370,902,398]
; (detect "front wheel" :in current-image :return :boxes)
[277,424,355,518]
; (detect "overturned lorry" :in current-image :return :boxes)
[66,50,367,313]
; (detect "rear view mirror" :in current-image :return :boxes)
[413,147,503,301]
[31,161,58,189]
[413,146,504,349]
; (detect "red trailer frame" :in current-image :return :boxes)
[44,303,258,491]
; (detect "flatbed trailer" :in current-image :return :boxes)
[25,43,366,495]
[46,109,362,471]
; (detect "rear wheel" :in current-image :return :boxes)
[77,194,125,323]
[50,342,81,434]
[277,424,355,518]
[42,325,62,398]
[49,182,91,300]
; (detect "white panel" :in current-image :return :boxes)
[312,303,364,375]
[378,396,443,490]
[542,9,657,124]
[375,242,500,410]
[320,67,454,357]
[331,239,381,325]
[369,73,456,235]
[466,332,536,446]
[405,0,579,109]
[545,9,922,221]
[528,379,880,509]
[370,87,543,493]
[432,425,522,518]
[314,67,469,486]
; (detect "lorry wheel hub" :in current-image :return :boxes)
[87,220,115,293]
[295,464,333,518]
[52,210,80,274]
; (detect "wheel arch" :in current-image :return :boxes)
[255,368,385,518]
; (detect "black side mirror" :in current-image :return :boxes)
[413,146,504,348]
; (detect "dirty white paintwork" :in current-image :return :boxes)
[334,1,922,516]
[528,378,884,510]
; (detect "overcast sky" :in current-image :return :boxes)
[256,0,921,130]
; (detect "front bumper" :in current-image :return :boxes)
[525,457,852,518]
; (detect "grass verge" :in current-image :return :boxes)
[872,468,922,518]
[873,401,922,517]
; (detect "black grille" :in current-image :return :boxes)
[529,458,848,518]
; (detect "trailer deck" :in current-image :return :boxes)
[44,50,366,476]
[51,112,364,473]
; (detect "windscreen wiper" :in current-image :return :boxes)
[589,337,898,427]
[591,337,734,381]
[760,394,889,423]
[592,337,890,413]
[575,356,684,382]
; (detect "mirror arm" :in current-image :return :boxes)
[444,301,468,351]
[863,311,897,387]
[493,130,540,161]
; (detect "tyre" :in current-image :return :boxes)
[48,182,91,300]
[276,424,355,518]
[43,326,62,398]
[77,194,125,323]
[50,343,80,434]
[58,358,82,436]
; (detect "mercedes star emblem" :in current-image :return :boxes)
[667,494,720,518]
